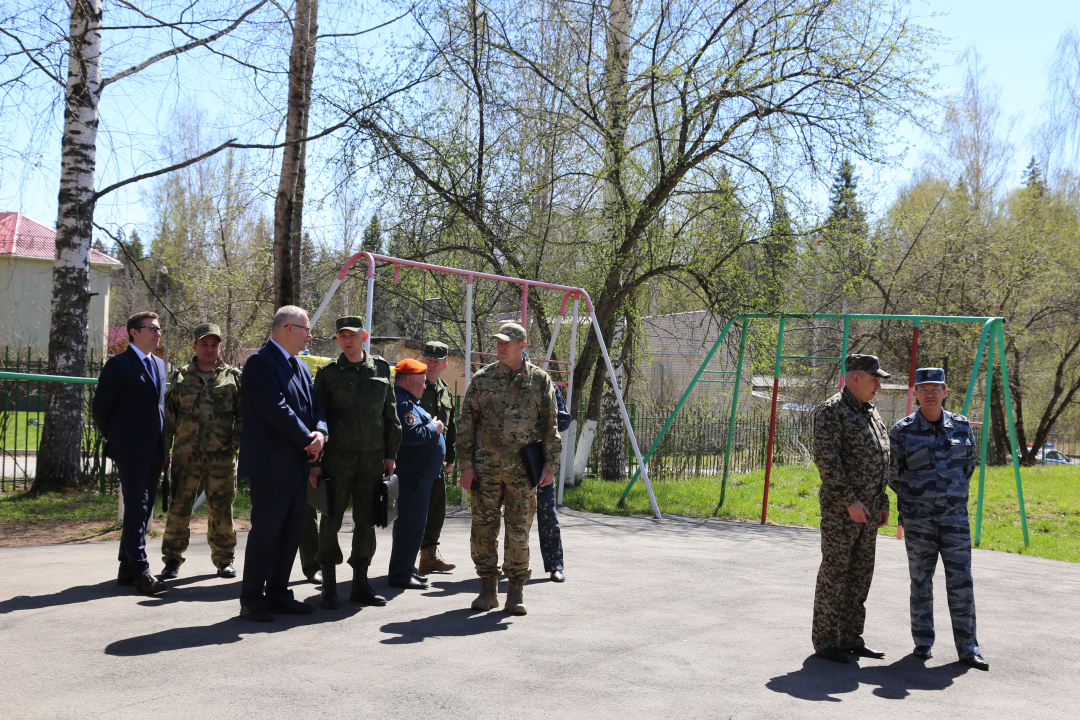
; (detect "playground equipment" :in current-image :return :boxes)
[309,251,663,518]
[617,313,1029,546]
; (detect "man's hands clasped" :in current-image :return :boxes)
[847,499,889,527]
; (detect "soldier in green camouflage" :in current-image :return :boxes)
[418,341,458,574]
[298,316,402,609]
[811,354,892,663]
[458,322,562,616]
[159,323,242,580]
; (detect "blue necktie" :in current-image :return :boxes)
[144,356,157,385]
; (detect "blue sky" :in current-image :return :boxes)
[2,0,1078,235]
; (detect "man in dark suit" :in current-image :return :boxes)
[92,311,168,596]
[238,305,328,622]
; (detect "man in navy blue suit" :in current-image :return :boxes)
[238,305,328,622]
[92,311,168,596]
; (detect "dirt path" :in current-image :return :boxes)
[0,516,252,548]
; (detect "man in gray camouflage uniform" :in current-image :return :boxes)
[811,354,891,664]
[889,367,989,670]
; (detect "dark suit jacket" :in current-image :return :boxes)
[238,342,328,481]
[91,346,167,464]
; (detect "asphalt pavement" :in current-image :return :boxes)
[1,508,1077,719]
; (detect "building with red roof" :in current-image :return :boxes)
[0,212,121,356]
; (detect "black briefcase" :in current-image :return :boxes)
[375,473,399,528]
[307,475,335,516]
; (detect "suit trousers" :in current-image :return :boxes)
[240,475,307,607]
[115,454,164,576]
[388,472,434,583]
[536,481,564,572]
[811,495,883,652]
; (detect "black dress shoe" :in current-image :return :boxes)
[239,604,274,622]
[815,647,851,664]
[266,597,315,615]
[913,645,933,660]
[389,576,428,590]
[550,569,566,583]
[306,571,323,585]
[844,643,885,659]
[217,563,236,579]
[962,654,990,671]
[413,572,428,582]
[159,560,180,579]
[134,573,166,596]
[117,572,135,586]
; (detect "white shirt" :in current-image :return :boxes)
[269,338,294,362]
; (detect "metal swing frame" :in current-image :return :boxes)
[309,251,664,519]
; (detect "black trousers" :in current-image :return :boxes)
[115,454,164,577]
[387,472,434,584]
[240,475,307,607]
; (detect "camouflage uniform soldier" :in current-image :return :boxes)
[889,367,989,670]
[299,316,401,609]
[160,323,242,579]
[811,354,892,664]
[458,322,562,616]
[418,341,458,574]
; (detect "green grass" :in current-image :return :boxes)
[563,464,1080,563]
[0,486,253,526]
[0,411,44,449]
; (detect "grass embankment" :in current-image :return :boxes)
[563,464,1080,564]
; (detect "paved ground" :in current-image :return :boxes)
[1,509,1077,719]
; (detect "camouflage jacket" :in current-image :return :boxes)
[164,358,242,455]
[457,360,562,478]
[812,387,891,513]
[313,352,401,460]
[420,376,457,465]
[888,409,977,519]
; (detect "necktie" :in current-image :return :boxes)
[289,356,301,376]
[144,356,157,385]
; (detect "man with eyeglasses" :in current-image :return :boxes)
[237,306,327,622]
[889,367,989,670]
[92,311,169,596]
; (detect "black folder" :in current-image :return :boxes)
[307,476,335,516]
[519,441,545,487]
[376,473,400,528]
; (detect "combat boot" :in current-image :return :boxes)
[320,564,339,609]
[505,579,527,615]
[419,546,456,573]
[471,576,499,611]
[349,566,387,607]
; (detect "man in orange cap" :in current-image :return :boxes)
[388,358,446,589]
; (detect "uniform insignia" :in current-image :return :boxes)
[404,412,418,427]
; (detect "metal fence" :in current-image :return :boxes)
[1,347,116,493]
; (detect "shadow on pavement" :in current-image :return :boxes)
[379,608,512,644]
[0,579,122,614]
[104,603,363,656]
[767,655,972,701]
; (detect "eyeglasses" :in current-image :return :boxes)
[286,324,313,335]
[138,325,163,334]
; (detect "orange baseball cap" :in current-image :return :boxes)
[394,358,427,374]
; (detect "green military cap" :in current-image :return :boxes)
[422,341,448,359]
[193,323,222,342]
[491,322,527,342]
[846,354,891,378]
[335,315,365,333]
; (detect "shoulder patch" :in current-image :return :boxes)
[403,411,418,427]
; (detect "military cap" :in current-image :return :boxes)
[491,322,527,342]
[193,323,222,342]
[914,367,946,386]
[394,358,427,374]
[335,315,365,333]
[422,341,448,359]
[845,354,891,378]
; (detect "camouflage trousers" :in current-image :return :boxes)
[161,450,237,568]
[536,480,563,572]
[812,495,884,652]
[471,473,536,582]
[902,513,980,658]
[421,472,447,550]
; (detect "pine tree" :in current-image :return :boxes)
[1022,156,1047,197]
[361,214,382,254]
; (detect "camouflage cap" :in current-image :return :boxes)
[491,322,527,342]
[845,354,891,378]
[193,323,222,342]
[914,367,946,386]
[422,341,448,359]
[335,315,365,333]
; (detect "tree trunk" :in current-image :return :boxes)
[31,0,104,494]
[600,365,626,481]
[273,0,319,309]
[989,369,1009,465]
